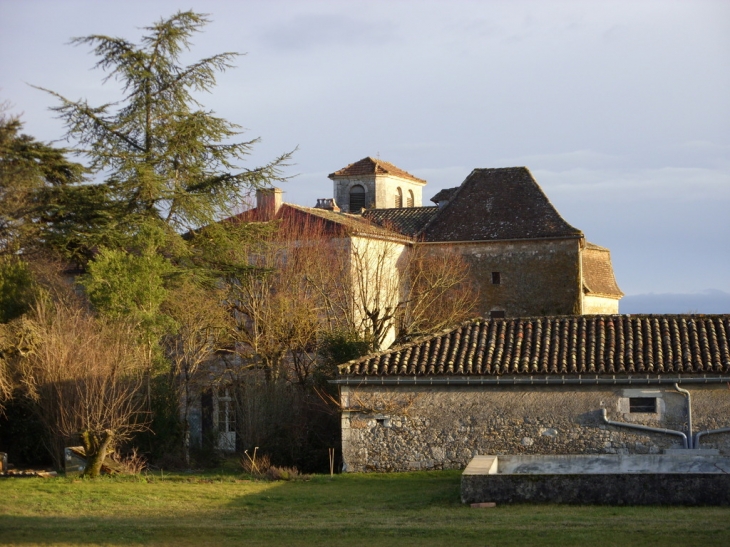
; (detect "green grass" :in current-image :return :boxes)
[1,470,729,546]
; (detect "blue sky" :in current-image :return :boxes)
[1,0,728,308]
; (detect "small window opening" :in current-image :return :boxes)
[629,397,656,413]
[349,185,365,213]
[492,271,501,284]
[490,310,505,319]
[395,187,403,208]
[407,190,414,208]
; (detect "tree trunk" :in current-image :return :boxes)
[81,429,114,478]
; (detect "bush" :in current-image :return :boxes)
[240,450,271,477]
[266,465,309,481]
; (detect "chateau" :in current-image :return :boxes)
[262,156,623,324]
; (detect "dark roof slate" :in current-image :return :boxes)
[421,167,582,242]
[430,187,459,204]
[329,157,426,184]
[583,242,623,298]
[340,315,730,377]
[363,207,439,237]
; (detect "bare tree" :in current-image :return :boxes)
[0,322,14,408]
[225,215,325,383]
[398,245,478,341]
[162,280,233,463]
[18,298,149,476]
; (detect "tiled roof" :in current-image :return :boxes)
[329,157,427,185]
[421,167,582,242]
[583,242,623,298]
[340,315,730,376]
[363,207,439,237]
[282,204,407,240]
[430,187,459,204]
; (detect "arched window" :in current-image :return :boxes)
[395,187,403,208]
[407,189,414,208]
[349,184,365,213]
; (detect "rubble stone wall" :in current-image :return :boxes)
[340,384,730,472]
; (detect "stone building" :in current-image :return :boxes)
[193,156,625,451]
[331,157,623,317]
[334,314,730,472]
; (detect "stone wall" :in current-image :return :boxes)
[332,174,424,212]
[583,294,620,314]
[340,384,730,472]
[443,238,582,318]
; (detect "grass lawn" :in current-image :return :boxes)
[1,470,729,546]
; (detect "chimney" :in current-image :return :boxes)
[256,187,283,220]
[314,198,340,212]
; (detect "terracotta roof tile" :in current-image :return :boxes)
[362,207,439,237]
[340,315,730,376]
[583,242,623,298]
[329,157,426,184]
[421,167,582,242]
[282,204,407,240]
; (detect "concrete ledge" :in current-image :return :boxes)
[462,473,730,505]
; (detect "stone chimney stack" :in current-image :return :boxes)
[256,187,283,220]
[314,198,340,212]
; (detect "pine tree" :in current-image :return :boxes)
[38,10,291,256]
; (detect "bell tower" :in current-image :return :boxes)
[328,157,427,213]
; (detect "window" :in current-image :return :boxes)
[349,185,365,213]
[217,388,236,433]
[407,189,414,208]
[490,310,505,319]
[395,187,403,208]
[629,397,657,413]
[492,271,501,284]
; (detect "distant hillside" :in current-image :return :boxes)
[620,289,730,314]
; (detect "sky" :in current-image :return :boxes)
[1,0,728,309]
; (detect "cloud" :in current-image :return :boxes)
[497,150,623,171]
[258,13,396,51]
[533,166,730,203]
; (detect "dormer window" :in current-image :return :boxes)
[349,185,365,213]
[395,187,403,208]
[407,189,414,208]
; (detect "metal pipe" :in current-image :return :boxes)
[694,427,730,449]
[331,375,730,386]
[674,384,693,449]
[601,408,688,449]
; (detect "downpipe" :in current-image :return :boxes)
[674,384,693,449]
[694,428,730,449]
[601,408,689,449]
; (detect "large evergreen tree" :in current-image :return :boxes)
[0,110,87,257]
[38,10,291,258]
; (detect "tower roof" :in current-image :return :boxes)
[329,157,427,185]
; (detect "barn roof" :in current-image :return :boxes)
[339,315,730,378]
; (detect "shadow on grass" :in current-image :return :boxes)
[2,471,730,546]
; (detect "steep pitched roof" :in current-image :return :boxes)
[421,167,582,242]
[583,242,624,298]
[340,315,730,377]
[363,207,439,237]
[329,157,427,185]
